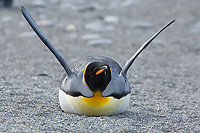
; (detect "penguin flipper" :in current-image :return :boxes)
[120,19,175,77]
[21,6,72,76]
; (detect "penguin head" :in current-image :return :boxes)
[84,62,111,93]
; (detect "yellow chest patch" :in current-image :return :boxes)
[83,91,109,107]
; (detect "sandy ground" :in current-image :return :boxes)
[0,0,199,132]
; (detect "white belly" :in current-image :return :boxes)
[59,89,130,116]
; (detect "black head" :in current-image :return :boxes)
[84,62,112,93]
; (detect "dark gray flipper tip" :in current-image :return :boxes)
[21,6,26,14]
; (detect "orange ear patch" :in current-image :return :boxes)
[95,69,104,75]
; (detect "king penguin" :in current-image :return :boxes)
[21,6,175,116]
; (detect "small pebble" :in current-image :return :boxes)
[82,34,101,40]
[78,3,103,12]
[179,17,195,24]
[20,32,36,38]
[122,0,139,7]
[37,20,54,27]
[59,3,76,10]
[85,21,105,32]
[69,33,78,39]
[33,0,46,7]
[190,22,200,33]
[85,21,114,32]
[66,24,76,31]
[88,39,113,46]
[78,4,96,12]
[104,15,119,24]
[1,16,13,22]
[154,39,167,45]
[131,21,153,29]
[37,73,50,77]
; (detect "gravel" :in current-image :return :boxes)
[0,0,200,132]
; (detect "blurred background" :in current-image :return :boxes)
[0,0,199,132]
